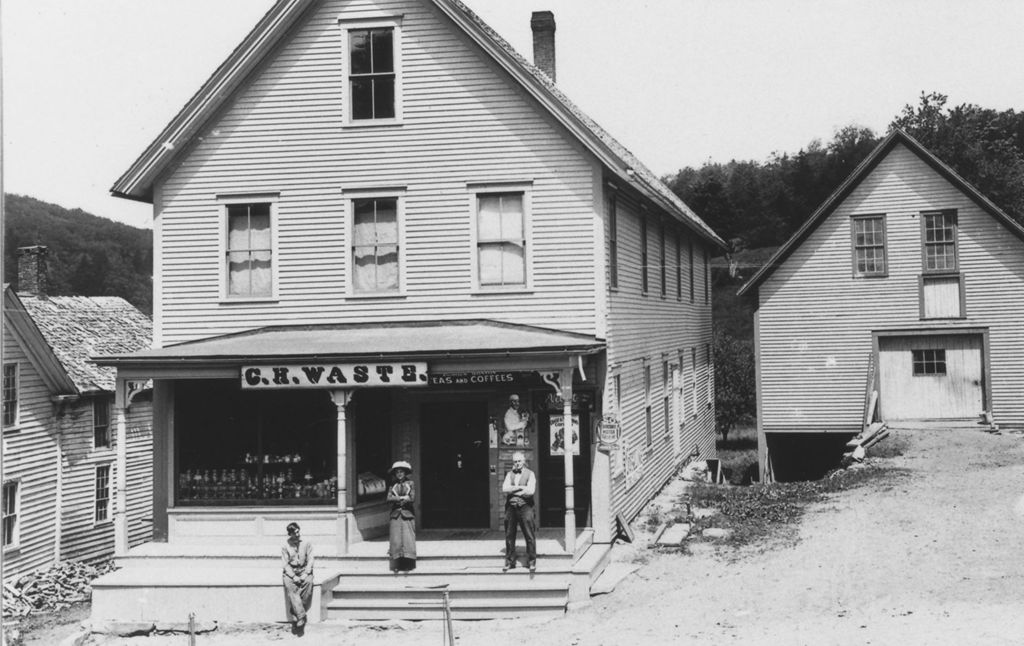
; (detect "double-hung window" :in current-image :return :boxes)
[922,210,958,272]
[659,220,667,297]
[93,396,112,449]
[675,232,682,300]
[2,363,18,429]
[640,214,649,294]
[662,360,670,437]
[95,465,111,523]
[476,192,528,288]
[852,214,887,277]
[343,16,401,124]
[609,194,618,289]
[352,197,400,294]
[2,481,18,549]
[643,362,653,446]
[225,201,273,299]
[688,239,695,302]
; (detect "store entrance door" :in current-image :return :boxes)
[420,402,490,528]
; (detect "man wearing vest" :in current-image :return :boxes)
[502,451,537,572]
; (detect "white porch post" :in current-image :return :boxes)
[330,390,353,555]
[113,379,129,556]
[561,367,576,554]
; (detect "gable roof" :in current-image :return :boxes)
[110,0,725,250]
[3,287,78,395]
[8,290,152,394]
[737,129,1024,296]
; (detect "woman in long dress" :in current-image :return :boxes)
[387,460,416,573]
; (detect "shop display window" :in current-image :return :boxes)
[175,381,338,506]
[352,390,390,503]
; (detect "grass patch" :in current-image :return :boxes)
[717,425,758,485]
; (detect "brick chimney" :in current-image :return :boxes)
[531,11,556,82]
[17,246,49,296]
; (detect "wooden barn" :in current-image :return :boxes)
[739,130,1024,481]
[2,247,153,581]
[93,0,725,622]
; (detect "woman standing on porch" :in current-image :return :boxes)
[387,461,417,573]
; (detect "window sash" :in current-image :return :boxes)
[923,211,957,272]
[94,397,111,448]
[2,482,17,547]
[853,216,887,275]
[477,193,526,287]
[912,349,947,376]
[640,215,649,293]
[675,233,682,300]
[644,364,652,445]
[226,203,272,298]
[352,198,400,293]
[95,466,111,523]
[659,221,667,296]
[609,196,618,289]
[2,363,17,427]
[688,240,694,302]
[349,28,396,120]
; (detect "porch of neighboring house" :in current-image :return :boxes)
[90,528,611,622]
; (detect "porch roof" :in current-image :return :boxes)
[93,319,604,369]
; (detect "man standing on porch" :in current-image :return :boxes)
[502,451,537,572]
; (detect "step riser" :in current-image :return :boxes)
[335,573,567,586]
[332,590,567,602]
[325,607,565,621]
[116,555,572,571]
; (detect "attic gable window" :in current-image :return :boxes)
[342,16,402,125]
[852,214,887,277]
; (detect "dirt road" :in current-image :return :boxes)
[85,427,1024,645]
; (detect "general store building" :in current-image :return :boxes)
[94,0,724,621]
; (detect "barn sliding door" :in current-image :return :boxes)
[877,334,984,421]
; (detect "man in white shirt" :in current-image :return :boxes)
[501,451,537,572]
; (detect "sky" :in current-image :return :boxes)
[4,0,1024,230]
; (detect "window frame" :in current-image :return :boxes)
[2,480,19,551]
[921,209,959,274]
[643,361,653,447]
[2,362,19,431]
[659,219,667,298]
[688,239,695,303]
[706,343,714,406]
[850,213,889,278]
[345,188,407,297]
[690,347,698,418]
[95,464,112,525]
[675,231,682,301]
[469,182,533,293]
[912,348,947,376]
[662,360,671,438]
[703,246,710,304]
[340,15,404,126]
[93,395,112,449]
[218,193,280,303]
[640,211,649,295]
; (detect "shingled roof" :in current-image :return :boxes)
[16,294,152,394]
[110,0,725,249]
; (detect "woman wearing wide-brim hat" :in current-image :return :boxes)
[386,460,416,572]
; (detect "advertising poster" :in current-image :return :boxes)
[548,414,580,456]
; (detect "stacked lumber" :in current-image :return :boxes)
[844,422,890,462]
[2,560,116,618]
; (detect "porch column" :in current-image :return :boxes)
[113,379,145,556]
[330,390,354,555]
[561,367,576,554]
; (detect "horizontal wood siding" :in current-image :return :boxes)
[2,334,58,580]
[603,187,716,522]
[758,143,1024,433]
[156,0,598,345]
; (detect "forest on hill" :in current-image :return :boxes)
[4,194,153,315]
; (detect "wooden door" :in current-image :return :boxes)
[878,334,984,420]
[419,402,490,528]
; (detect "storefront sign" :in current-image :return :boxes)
[428,371,532,387]
[241,362,429,389]
[596,415,622,446]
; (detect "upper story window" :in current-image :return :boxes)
[659,220,667,297]
[2,363,18,429]
[640,213,649,294]
[609,194,618,289]
[688,239,695,303]
[852,214,887,277]
[476,192,528,288]
[675,232,682,300]
[226,202,273,299]
[704,246,710,303]
[342,16,402,125]
[2,481,18,549]
[662,360,670,436]
[352,197,400,294]
[93,396,112,449]
[643,362,652,446]
[922,210,958,272]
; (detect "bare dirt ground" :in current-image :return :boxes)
[49,427,1024,645]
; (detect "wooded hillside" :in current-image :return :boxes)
[4,194,153,315]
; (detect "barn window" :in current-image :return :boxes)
[912,349,947,376]
[922,210,958,272]
[852,214,887,276]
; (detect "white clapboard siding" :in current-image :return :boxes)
[2,335,59,580]
[602,187,717,523]
[758,143,1024,433]
[155,0,601,346]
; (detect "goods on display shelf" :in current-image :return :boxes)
[177,463,337,502]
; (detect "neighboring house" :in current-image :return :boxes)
[739,130,1024,481]
[2,247,154,580]
[95,0,724,621]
